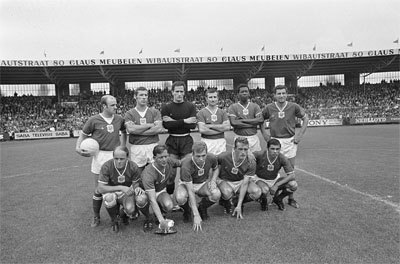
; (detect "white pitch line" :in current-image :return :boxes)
[1,165,82,179]
[296,167,400,212]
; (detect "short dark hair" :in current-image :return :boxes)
[234,137,249,148]
[205,87,218,96]
[237,83,249,93]
[113,146,129,157]
[192,141,207,154]
[273,85,288,94]
[153,145,168,156]
[267,138,281,149]
[171,81,186,91]
[134,86,147,96]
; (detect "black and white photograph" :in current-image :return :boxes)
[1,0,399,263]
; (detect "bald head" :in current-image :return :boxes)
[101,95,116,107]
[101,95,117,116]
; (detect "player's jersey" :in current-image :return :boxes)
[262,102,305,138]
[161,101,197,135]
[180,153,218,184]
[197,107,229,139]
[142,158,181,192]
[228,102,262,136]
[253,150,294,181]
[125,107,161,145]
[218,151,256,182]
[82,114,125,151]
[98,159,141,187]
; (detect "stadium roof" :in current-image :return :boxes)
[1,49,399,85]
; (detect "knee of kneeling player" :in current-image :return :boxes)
[219,184,233,199]
[162,200,174,212]
[251,188,262,199]
[135,194,148,208]
[103,193,117,208]
[175,190,188,205]
[286,180,298,192]
[124,203,136,215]
[209,188,221,202]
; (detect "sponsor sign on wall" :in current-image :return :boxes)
[2,49,398,67]
[14,131,70,140]
[351,117,400,124]
[265,119,343,128]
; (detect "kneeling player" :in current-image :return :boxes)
[216,137,258,219]
[141,145,181,232]
[175,142,221,231]
[253,139,297,211]
[97,146,146,233]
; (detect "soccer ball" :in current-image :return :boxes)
[80,138,99,156]
[155,219,177,235]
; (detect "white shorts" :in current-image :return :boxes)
[234,134,261,152]
[178,179,207,194]
[273,137,297,159]
[201,138,226,156]
[252,173,281,188]
[130,143,157,167]
[217,179,243,194]
[91,150,113,174]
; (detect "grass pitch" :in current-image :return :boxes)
[1,124,399,263]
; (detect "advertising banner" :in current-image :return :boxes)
[14,131,70,140]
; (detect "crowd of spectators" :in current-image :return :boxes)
[1,81,399,135]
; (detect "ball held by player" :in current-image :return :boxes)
[80,138,100,157]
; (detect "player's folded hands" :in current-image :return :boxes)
[134,187,144,196]
[208,181,217,191]
[123,186,134,196]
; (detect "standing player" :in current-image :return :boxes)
[125,87,163,172]
[217,137,258,219]
[197,88,231,156]
[253,139,297,211]
[75,95,126,227]
[261,85,308,208]
[97,146,147,232]
[141,145,181,232]
[161,81,197,161]
[228,84,264,153]
[175,141,220,230]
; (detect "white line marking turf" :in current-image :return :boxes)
[296,167,400,212]
[1,165,81,179]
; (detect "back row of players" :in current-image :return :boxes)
[75,81,309,233]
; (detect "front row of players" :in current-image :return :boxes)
[97,137,297,233]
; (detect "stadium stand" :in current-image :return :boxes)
[1,81,399,137]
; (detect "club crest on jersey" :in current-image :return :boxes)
[211,114,217,122]
[278,112,285,118]
[140,118,147,125]
[118,175,125,183]
[106,124,114,133]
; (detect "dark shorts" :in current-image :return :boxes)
[165,135,193,157]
